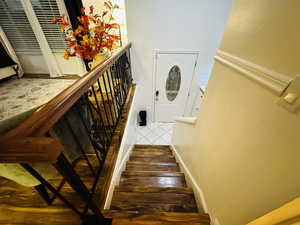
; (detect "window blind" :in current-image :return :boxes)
[0,0,66,53]
[0,0,41,52]
[30,0,66,52]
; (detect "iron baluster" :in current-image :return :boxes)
[102,72,117,125]
[91,86,111,147]
[63,114,96,177]
[96,79,114,137]
[109,66,121,114]
[21,161,82,216]
[53,154,108,224]
[74,98,104,165]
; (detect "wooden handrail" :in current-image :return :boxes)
[0,137,64,163]
[1,43,131,140]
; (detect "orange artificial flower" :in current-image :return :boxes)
[63,50,71,59]
[52,0,121,61]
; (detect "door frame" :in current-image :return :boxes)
[152,49,200,122]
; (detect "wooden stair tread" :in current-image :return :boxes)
[128,161,178,166]
[107,211,210,225]
[110,202,198,213]
[132,149,172,155]
[115,186,194,194]
[131,150,173,156]
[126,164,180,172]
[104,211,210,222]
[110,145,203,218]
[132,148,173,155]
[134,145,171,150]
[112,191,195,204]
[113,220,209,225]
[122,171,184,177]
[133,147,172,152]
[120,176,186,187]
[130,156,176,163]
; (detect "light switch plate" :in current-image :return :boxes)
[277,75,300,113]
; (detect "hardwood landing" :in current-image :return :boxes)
[109,145,210,225]
[0,156,99,225]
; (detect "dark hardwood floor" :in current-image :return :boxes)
[108,145,210,225]
[0,157,98,225]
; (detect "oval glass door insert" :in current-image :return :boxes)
[166,65,181,101]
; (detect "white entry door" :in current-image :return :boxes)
[154,53,198,122]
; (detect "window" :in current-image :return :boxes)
[30,0,66,52]
[0,0,40,52]
[0,0,65,52]
[166,65,181,102]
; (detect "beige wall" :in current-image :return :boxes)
[172,0,300,224]
[220,0,300,77]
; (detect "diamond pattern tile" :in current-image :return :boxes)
[135,122,174,145]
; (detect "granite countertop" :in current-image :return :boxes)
[0,78,76,134]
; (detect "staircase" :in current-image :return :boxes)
[107,145,210,225]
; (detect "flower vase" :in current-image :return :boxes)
[88,50,112,70]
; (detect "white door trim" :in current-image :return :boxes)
[152,49,200,122]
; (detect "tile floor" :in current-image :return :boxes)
[135,122,174,145]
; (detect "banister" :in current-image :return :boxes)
[0,137,64,163]
[0,42,134,224]
[175,116,197,125]
[1,42,132,140]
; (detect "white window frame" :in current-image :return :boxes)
[1,0,86,77]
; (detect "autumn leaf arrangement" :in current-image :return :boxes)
[52,1,121,61]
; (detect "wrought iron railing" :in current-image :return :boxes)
[0,43,133,225]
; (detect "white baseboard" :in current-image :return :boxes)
[103,86,139,209]
[103,144,134,209]
[170,145,208,213]
[115,144,135,183]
